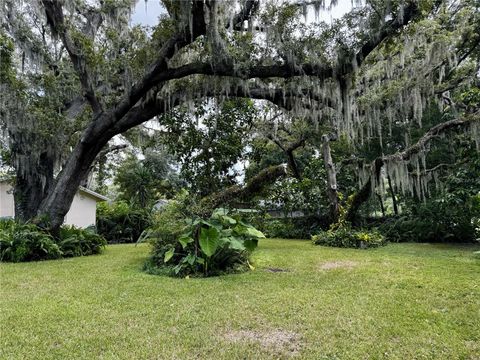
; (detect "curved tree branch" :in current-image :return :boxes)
[41,0,102,114]
[197,164,288,216]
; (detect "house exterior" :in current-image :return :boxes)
[0,181,109,228]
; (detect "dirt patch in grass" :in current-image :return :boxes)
[224,329,302,357]
[265,267,290,273]
[319,260,358,270]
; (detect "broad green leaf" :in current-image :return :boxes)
[220,228,233,237]
[244,226,266,238]
[185,254,196,265]
[199,226,220,257]
[228,238,246,251]
[212,208,229,217]
[200,219,215,227]
[221,215,237,225]
[178,235,194,249]
[164,248,175,263]
[198,219,223,231]
[173,264,183,274]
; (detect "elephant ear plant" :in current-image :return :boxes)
[139,208,265,277]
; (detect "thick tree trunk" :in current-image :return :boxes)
[14,152,54,222]
[377,193,386,217]
[345,178,372,224]
[34,1,211,232]
[286,149,302,180]
[8,126,55,222]
[267,135,305,180]
[345,158,383,224]
[321,134,339,221]
[38,134,110,230]
[387,175,399,215]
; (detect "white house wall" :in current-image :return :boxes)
[0,183,100,228]
[0,182,15,218]
[64,192,98,228]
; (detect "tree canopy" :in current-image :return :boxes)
[0,0,478,232]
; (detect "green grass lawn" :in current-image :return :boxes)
[1,239,479,359]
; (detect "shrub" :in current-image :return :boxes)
[378,192,480,243]
[257,216,327,239]
[260,218,304,239]
[96,201,152,243]
[140,194,189,271]
[312,225,385,249]
[0,219,106,262]
[141,207,264,277]
[0,219,62,262]
[58,226,106,257]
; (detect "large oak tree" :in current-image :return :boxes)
[1,0,478,232]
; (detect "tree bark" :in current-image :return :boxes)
[267,135,306,180]
[13,152,54,222]
[387,174,399,215]
[286,148,302,180]
[35,1,211,231]
[321,134,340,221]
[377,193,386,217]
[7,125,55,222]
[345,178,372,224]
[197,164,287,216]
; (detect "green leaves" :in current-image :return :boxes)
[233,223,266,239]
[178,235,194,249]
[199,227,220,257]
[0,221,105,262]
[243,226,266,239]
[164,247,175,263]
[243,239,259,252]
[145,208,262,277]
[226,238,247,251]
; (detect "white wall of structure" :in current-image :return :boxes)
[0,182,104,227]
[0,182,15,218]
[64,192,98,228]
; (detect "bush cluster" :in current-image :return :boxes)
[256,216,328,239]
[58,226,107,257]
[312,226,385,249]
[141,203,264,277]
[0,220,106,262]
[96,201,152,243]
[378,193,480,243]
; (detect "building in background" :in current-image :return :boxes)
[0,181,108,228]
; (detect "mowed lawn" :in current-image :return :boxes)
[1,240,479,360]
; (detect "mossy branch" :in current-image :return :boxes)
[196,164,287,216]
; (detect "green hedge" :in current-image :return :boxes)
[0,219,106,262]
[96,201,152,243]
[312,226,386,249]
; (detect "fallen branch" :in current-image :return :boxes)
[197,165,287,216]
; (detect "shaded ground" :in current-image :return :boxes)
[1,240,479,359]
